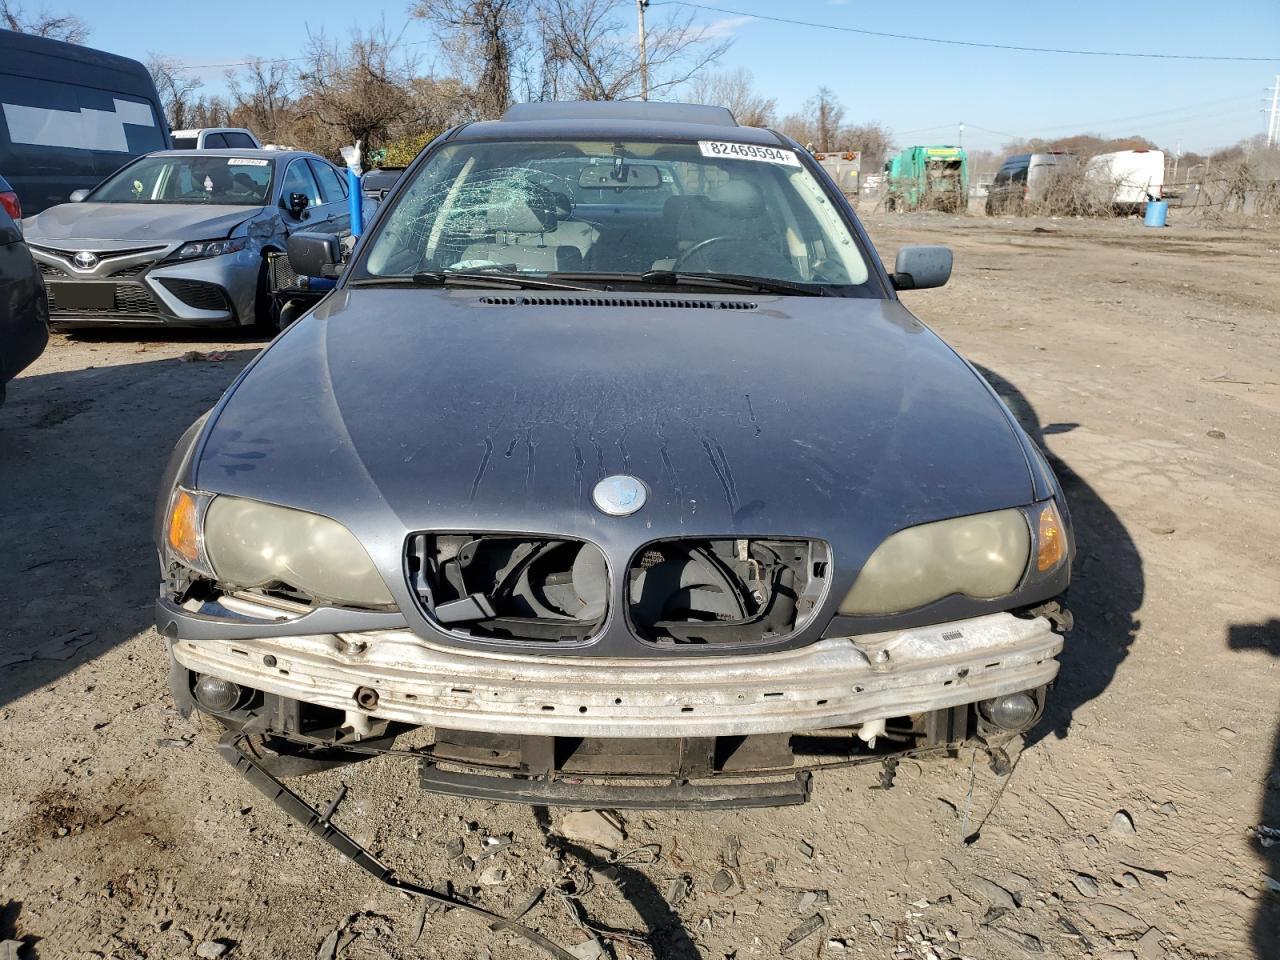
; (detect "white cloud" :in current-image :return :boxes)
[701,15,756,38]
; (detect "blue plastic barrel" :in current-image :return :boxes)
[1144,200,1168,228]
[347,168,364,237]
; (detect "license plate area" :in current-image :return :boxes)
[50,282,114,310]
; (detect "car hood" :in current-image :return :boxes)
[23,203,261,246]
[195,289,1034,565]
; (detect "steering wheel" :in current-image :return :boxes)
[674,236,804,281]
[672,235,741,272]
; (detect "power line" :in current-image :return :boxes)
[660,1,1280,62]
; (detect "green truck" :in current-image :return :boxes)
[884,146,969,213]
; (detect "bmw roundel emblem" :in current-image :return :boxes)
[73,250,99,270]
[592,475,647,517]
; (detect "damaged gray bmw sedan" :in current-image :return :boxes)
[156,102,1074,812]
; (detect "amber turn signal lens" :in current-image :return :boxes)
[1037,501,1066,572]
[167,489,201,563]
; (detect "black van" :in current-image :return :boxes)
[0,29,169,216]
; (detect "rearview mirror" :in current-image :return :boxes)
[287,232,341,279]
[577,163,662,190]
[892,245,952,290]
[286,191,310,219]
[69,189,90,203]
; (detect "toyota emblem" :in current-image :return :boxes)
[72,250,99,270]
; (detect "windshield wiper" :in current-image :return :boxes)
[549,270,830,297]
[640,271,830,297]
[349,271,594,291]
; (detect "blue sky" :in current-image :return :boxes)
[67,0,1278,154]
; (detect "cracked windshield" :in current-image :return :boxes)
[362,139,870,291]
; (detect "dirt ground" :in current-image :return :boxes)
[1,211,1277,960]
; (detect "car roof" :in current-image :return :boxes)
[453,100,784,146]
[148,148,318,161]
[171,127,254,135]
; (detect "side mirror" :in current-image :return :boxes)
[69,189,90,203]
[287,232,341,279]
[892,245,952,290]
[286,191,310,219]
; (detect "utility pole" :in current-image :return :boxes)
[637,0,650,101]
[1267,75,1280,148]
[958,121,964,147]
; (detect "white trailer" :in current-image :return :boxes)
[1085,149,1164,212]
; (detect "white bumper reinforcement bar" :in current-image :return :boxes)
[170,604,1063,739]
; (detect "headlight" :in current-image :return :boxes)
[163,489,393,608]
[164,487,215,577]
[839,508,1032,616]
[173,237,248,260]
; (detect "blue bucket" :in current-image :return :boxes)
[1144,200,1168,228]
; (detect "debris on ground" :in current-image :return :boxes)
[566,939,605,960]
[993,926,1044,952]
[665,874,693,907]
[724,835,741,868]
[1109,810,1136,835]
[479,834,513,859]
[178,350,231,363]
[1071,873,1100,898]
[711,868,737,895]
[195,940,231,959]
[793,890,828,913]
[780,914,826,954]
[968,876,1018,912]
[555,811,625,850]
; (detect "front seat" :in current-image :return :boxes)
[672,180,798,279]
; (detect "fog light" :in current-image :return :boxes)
[194,674,242,713]
[979,692,1038,731]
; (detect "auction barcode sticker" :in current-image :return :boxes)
[698,141,801,166]
[227,158,270,166]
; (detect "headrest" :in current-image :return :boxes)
[486,182,558,233]
[706,179,763,217]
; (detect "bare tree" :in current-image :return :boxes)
[147,54,207,131]
[227,58,295,144]
[780,87,845,152]
[538,0,728,101]
[842,121,893,171]
[298,24,421,154]
[687,67,774,126]
[412,0,520,118]
[0,0,87,42]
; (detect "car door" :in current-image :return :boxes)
[308,159,351,232]
[278,157,327,231]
